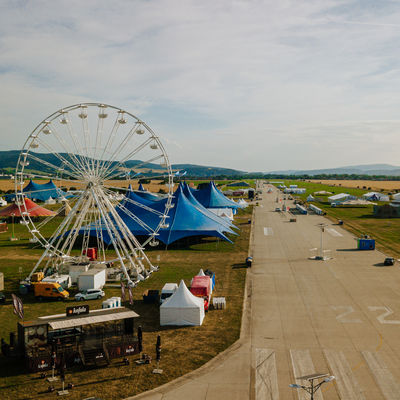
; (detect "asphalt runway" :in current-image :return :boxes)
[130,181,400,399]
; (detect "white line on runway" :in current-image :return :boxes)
[362,351,400,400]
[290,350,323,400]
[255,348,279,400]
[326,228,343,237]
[324,350,365,400]
[264,227,274,236]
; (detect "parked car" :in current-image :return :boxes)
[0,292,5,304]
[384,257,395,266]
[75,289,105,301]
[275,207,281,212]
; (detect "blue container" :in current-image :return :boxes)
[358,239,375,250]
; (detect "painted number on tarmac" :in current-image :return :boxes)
[331,305,400,325]
[368,306,400,325]
[331,306,362,323]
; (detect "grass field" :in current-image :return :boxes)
[275,180,400,257]
[0,205,251,400]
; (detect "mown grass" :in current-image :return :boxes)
[0,207,251,400]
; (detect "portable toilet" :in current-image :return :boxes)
[357,238,375,250]
[110,296,121,307]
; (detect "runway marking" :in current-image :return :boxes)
[362,351,400,400]
[324,350,365,400]
[290,350,323,400]
[326,228,343,237]
[368,306,400,324]
[255,348,279,400]
[331,306,362,323]
[264,227,274,236]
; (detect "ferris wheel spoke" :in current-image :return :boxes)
[90,187,138,282]
[43,119,89,176]
[25,152,82,181]
[99,122,141,176]
[27,188,90,280]
[61,194,94,257]
[59,111,92,173]
[97,113,121,171]
[100,137,153,180]
[34,136,85,178]
[98,188,149,272]
[104,153,165,182]
[47,191,90,253]
[103,189,166,217]
[48,116,90,175]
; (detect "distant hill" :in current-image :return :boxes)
[0,151,245,178]
[267,164,400,177]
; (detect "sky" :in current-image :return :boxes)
[1,0,400,172]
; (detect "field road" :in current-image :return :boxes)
[128,182,400,400]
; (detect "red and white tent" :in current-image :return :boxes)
[0,198,55,217]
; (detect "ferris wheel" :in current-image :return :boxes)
[15,103,174,286]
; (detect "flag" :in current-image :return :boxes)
[121,282,126,301]
[11,294,24,320]
[128,286,133,305]
[180,171,187,177]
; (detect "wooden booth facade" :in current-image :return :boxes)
[17,306,140,372]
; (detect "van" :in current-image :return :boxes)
[33,282,69,301]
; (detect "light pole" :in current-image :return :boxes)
[289,373,335,399]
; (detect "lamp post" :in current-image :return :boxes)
[315,223,328,260]
[289,373,335,400]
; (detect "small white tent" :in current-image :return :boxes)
[160,280,205,326]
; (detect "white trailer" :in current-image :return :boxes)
[309,204,324,215]
[64,263,90,284]
[78,269,106,291]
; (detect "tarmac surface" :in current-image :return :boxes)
[128,182,400,399]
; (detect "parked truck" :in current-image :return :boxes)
[33,282,69,301]
[190,276,211,311]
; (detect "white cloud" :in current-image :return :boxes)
[1,0,400,171]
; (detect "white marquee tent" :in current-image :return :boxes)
[160,280,205,326]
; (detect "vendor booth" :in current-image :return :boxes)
[17,306,139,371]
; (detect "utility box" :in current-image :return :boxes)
[357,238,375,250]
[78,269,106,291]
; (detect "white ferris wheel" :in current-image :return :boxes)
[15,103,174,287]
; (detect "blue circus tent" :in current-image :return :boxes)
[5,179,72,202]
[191,181,241,210]
[92,184,235,246]
[180,182,238,231]
[134,183,162,201]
